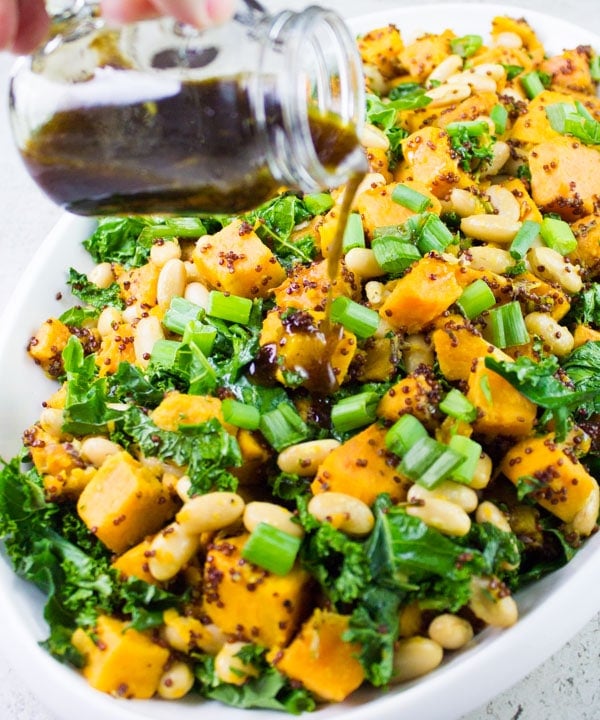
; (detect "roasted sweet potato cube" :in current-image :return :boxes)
[466,358,537,438]
[500,434,599,522]
[358,24,404,79]
[72,615,169,698]
[399,30,455,82]
[201,534,312,648]
[540,47,595,95]
[312,423,408,504]
[112,536,159,585]
[162,608,224,655]
[95,321,136,376]
[573,324,600,348]
[377,369,441,428]
[272,259,360,311]
[77,451,177,553]
[274,610,364,702]
[117,261,159,309]
[400,126,470,198]
[379,256,462,332]
[570,215,600,278]
[27,318,72,376]
[510,91,571,146]
[530,139,600,221]
[192,219,286,298]
[151,391,235,434]
[490,15,545,64]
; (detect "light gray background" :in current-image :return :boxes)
[0,0,598,718]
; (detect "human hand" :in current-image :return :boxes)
[0,0,236,54]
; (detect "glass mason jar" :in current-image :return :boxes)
[9,0,366,215]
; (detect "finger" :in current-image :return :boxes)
[11,0,50,54]
[100,0,162,24]
[148,0,236,28]
[0,0,19,51]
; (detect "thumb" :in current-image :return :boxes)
[100,0,236,27]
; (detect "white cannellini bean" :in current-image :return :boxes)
[175,475,192,502]
[157,258,187,306]
[96,306,123,337]
[87,262,114,289]
[352,173,387,201]
[134,315,164,367]
[475,501,512,533]
[406,491,471,537]
[39,407,65,438]
[308,491,375,536]
[425,82,471,107]
[492,31,523,49]
[469,576,518,627]
[148,522,202,581]
[392,637,444,683]
[365,280,385,307]
[427,54,463,84]
[461,214,522,244]
[527,246,583,294]
[277,438,340,476]
[469,452,493,490]
[449,188,481,217]
[524,312,574,356]
[157,661,195,700]
[410,480,478,513]
[183,259,201,282]
[214,642,259,685]
[176,492,245,535]
[471,63,506,83]
[360,122,390,150]
[467,246,514,274]
[184,281,211,309]
[344,247,385,278]
[486,185,521,223]
[80,436,122,467]
[565,483,600,537]
[243,501,304,538]
[428,614,474,650]
[481,141,511,177]
[447,70,497,93]
[150,240,181,267]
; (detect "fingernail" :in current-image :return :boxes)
[204,0,236,25]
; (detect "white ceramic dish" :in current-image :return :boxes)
[1,5,599,720]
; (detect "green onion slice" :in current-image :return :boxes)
[439,389,477,423]
[539,217,577,255]
[207,290,253,325]
[449,435,482,485]
[222,398,261,430]
[400,436,464,489]
[509,220,541,260]
[241,522,302,575]
[488,301,529,348]
[342,212,366,252]
[391,184,433,213]
[331,391,379,433]
[330,296,379,339]
[456,279,496,320]
[385,414,428,457]
[490,103,508,135]
[260,403,309,451]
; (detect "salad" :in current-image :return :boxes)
[1,11,600,713]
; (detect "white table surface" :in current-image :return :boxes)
[0,0,599,718]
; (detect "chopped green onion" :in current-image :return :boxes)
[439,389,477,423]
[241,522,301,575]
[304,192,334,215]
[449,435,482,485]
[591,55,600,82]
[416,213,455,254]
[330,296,379,339]
[259,403,309,451]
[385,414,428,457]
[520,71,545,99]
[150,339,180,368]
[490,103,508,135]
[207,290,253,325]
[391,184,433,213]
[400,436,464,489]
[539,217,577,255]
[331,391,379,433]
[445,120,490,138]
[509,220,541,260]
[502,64,524,81]
[182,319,217,356]
[222,398,260,430]
[450,34,483,58]
[545,102,572,134]
[372,235,421,274]
[163,296,203,335]
[456,279,496,320]
[187,344,218,394]
[488,301,529,348]
[342,212,366,252]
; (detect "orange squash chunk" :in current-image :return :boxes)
[112,536,159,586]
[151,391,235,434]
[77,451,176,554]
[275,610,364,703]
[466,358,537,438]
[379,256,462,332]
[377,369,441,428]
[72,615,169,699]
[201,534,311,649]
[500,434,599,522]
[312,423,408,505]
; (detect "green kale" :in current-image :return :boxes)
[67,268,123,311]
[83,216,210,269]
[59,306,101,328]
[449,124,495,173]
[121,408,241,495]
[565,285,600,327]
[561,341,600,418]
[107,361,167,408]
